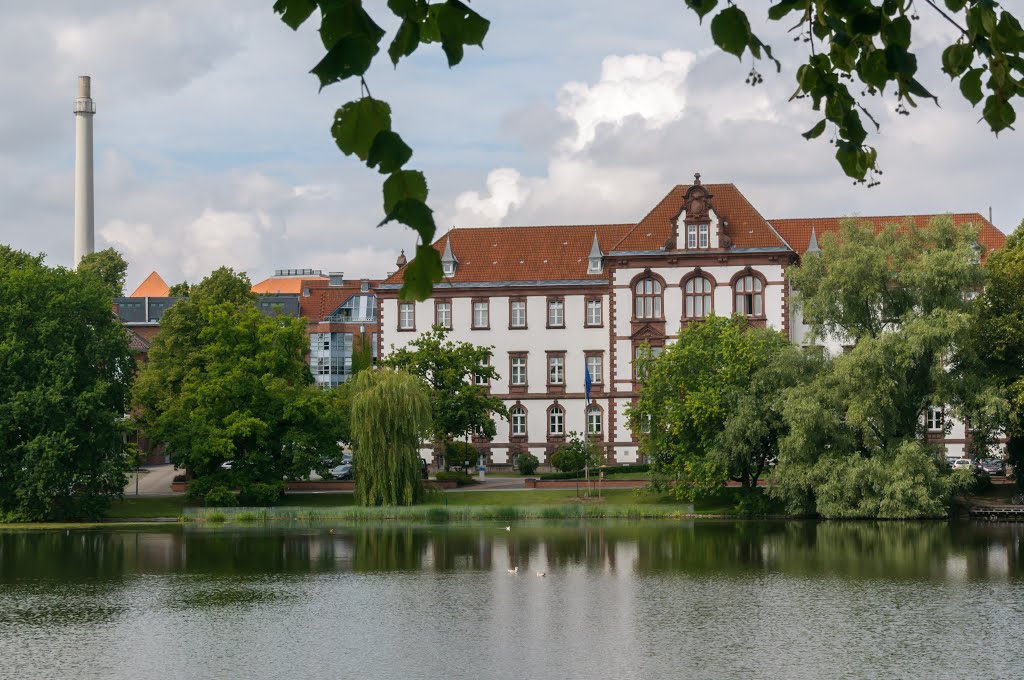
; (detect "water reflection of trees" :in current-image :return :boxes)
[3,521,1024,581]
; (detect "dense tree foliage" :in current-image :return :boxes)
[275,0,1022,299]
[628,316,792,500]
[349,368,430,505]
[383,326,507,465]
[133,267,343,488]
[0,246,135,520]
[970,221,1024,486]
[78,248,128,297]
[168,281,190,296]
[550,432,603,474]
[777,216,989,517]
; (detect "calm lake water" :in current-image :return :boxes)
[2,520,1023,680]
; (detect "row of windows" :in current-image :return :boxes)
[634,274,765,320]
[398,298,603,331]
[509,404,603,437]
[502,354,604,387]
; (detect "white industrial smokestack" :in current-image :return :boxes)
[73,75,96,267]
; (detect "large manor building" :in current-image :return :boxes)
[117,176,1007,467]
[377,176,1007,467]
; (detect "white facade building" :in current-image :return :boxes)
[378,177,1007,466]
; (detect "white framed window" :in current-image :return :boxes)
[687,224,697,249]
[472,301,489,329]
[587,406,602,436]
[926,407,944,432]
[549,406,564,435]
[684,276,713,319]
[548,356,564,385]
[634,345,663,380]
[398,302,415,330]
[634,278,662,319]
[699,223,709,248]
[442,261,455,276]
[586,355,602,384]
[511,357,527,385]
[435,302,452,329]
[475,359,490,386]
[548,299,564,327]
[510,406,527,436]
[510,300,527,328]
[587,256,602,274]
[734,275,763,317]
[586,299,602,326]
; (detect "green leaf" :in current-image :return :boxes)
[366,131,413,174]
[383,170,428,214]
[884,45,917,77]
[434,1,491,67]
[802,119,827,140]
[389,19,421,65]
[400,246,443,301]
[380,198,437,241]
[388,0,428,21]
[685,0,719,21]
[850,11,882,36]
[331,98,392,161]
[767,0,802,21]
[881,16,912,49]
[983,94,1016,133]
[710,6,752,59]
[319,3,386,50]
[960,68,984,106]
[857,48,889,89]
[311,36,380,87]
[903,77,935,101]
[835,142,869,180]
[941,43,973,78]
[273,0,316,30]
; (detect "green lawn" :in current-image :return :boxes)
[107,496,190,519]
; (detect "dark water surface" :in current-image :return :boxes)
[2,520,1023,680]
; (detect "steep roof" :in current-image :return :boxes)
[612,183,790,252]
[770,213,1006,255]
[129,271,170,297]
[125,328,151,353]
[251,273,328,295]
[384,224,634,285]
[299,279,379,323]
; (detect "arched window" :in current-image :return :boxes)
[634,277,662,319]
[587,406,602,436]
[684,275,713,319]
[548,405,564,436]
[733,273,763,317]
[510,406,527,437]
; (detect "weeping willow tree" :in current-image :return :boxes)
[350,368,430,506]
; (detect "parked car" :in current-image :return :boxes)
[981,459,1005,476]
[945,456,960,469]
[951,458,973,471]
[329,462,352,480]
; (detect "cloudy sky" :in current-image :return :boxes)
[1,1,1020,292]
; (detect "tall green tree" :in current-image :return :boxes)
[133,267,338,486]
[628,315,791,500]
[0,246,135,521]
[78,248,128,297]
[970,220,1024,486]
[275,0,1023,299]
[168,281,190,296]
[777,216,989,517]
[349,368,431,506]
[383,326,507,465]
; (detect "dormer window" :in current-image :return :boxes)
[586,232,604,274]
[686,224,710,249]
[441,238,459,277]
[587,256,602,274]
[443,261,455,276]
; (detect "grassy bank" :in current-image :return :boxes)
[105,486,743,522]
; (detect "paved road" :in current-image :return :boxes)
[123,464,180,496]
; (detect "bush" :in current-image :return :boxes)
[516,452,539,476]
[539,464,650,480]
[186,473,232,501]
[445,441,479,472]
[435,471,475,486]
[239,481,285,506]
[550,445,586,473]
[204,485,238,507]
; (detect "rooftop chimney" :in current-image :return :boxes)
[73,76,96,267]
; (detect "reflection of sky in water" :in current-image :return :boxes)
[1,521,1023,679]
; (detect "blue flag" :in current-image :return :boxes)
[584,361,592,405]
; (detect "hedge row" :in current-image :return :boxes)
[538,464,650,480]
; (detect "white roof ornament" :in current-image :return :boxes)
[806,226,821,255]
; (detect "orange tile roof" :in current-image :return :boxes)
[613,183,789,251]
[129,271,170,298]
[251,274,328,295]
[384,224,635,285]
[770,213,1006,255]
